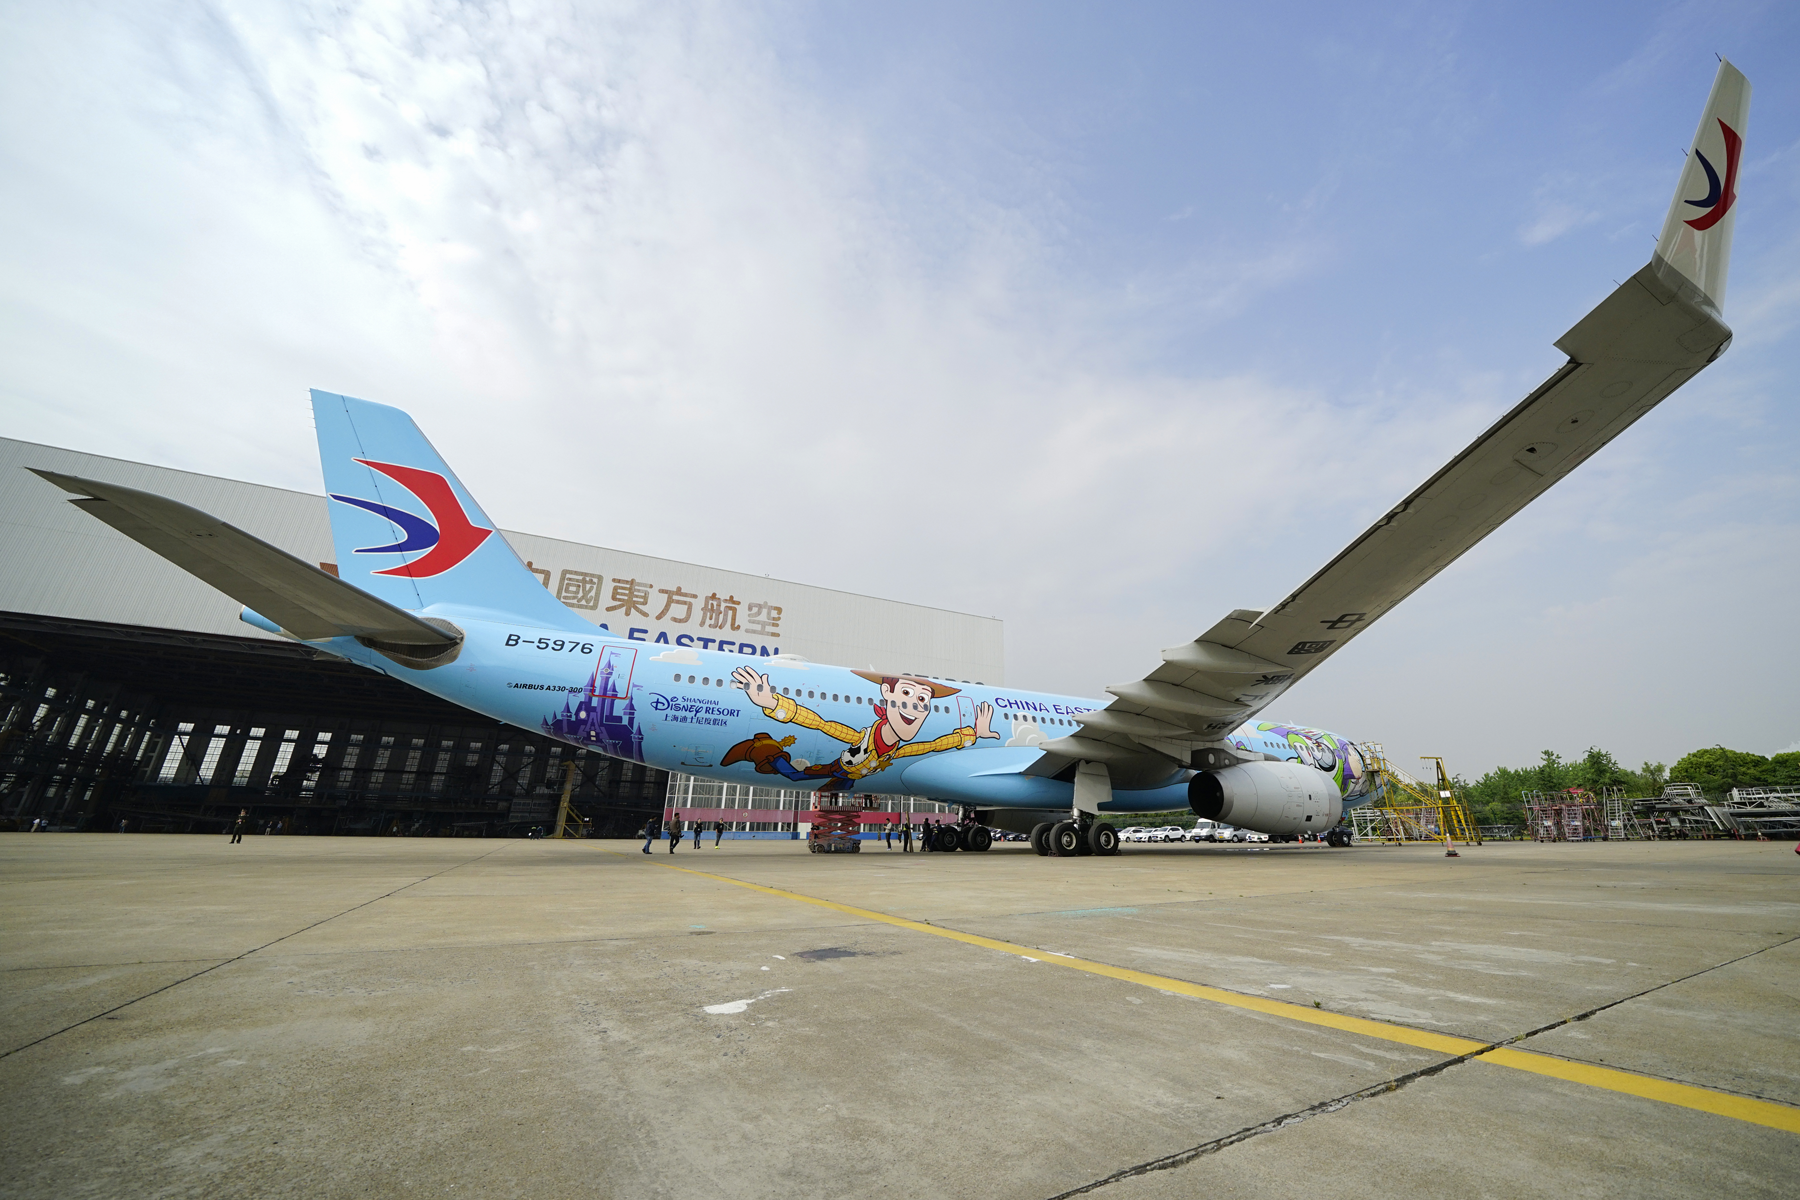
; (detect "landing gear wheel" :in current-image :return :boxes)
[932,825,961,852]
[1030,822,1053,856]
[1325,828,1352,847]
[1049,821,1083,857]
[1088,822,1119,856]
[965,826,992,853]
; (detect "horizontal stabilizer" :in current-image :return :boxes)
[31,471,458,648]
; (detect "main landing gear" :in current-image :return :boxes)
[922,816,994,853]
[1030,820,1120,857]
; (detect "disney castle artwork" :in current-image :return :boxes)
[544,646,644,761]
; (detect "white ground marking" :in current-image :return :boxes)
[703,988,791,1015]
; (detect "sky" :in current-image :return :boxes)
[2,0,1796,778]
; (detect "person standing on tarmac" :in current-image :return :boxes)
[691,821,703,850]
[230,810,248,844]
[641,816,661,854]
[713,821,724,848]
[902,821,912,853]
[666,814,683,853]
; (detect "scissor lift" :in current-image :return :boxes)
[807,803,862,853]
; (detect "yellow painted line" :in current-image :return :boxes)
[1474,1048,1800,1134]
[628,854,1800,1134]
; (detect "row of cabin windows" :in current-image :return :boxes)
[664,671,1077,725]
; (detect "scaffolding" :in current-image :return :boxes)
[1718,787,1800,838]
[1518,782,1800,841]
[551,762,589,839]
[1352,746,1482,845]
[1524,789,1607,841]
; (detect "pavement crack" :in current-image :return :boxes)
[1047,931,1800,1197]
[1044,1050,1484,1199]
[1492,931,1800,1052]
[0,842,517,1062]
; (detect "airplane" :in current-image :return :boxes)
[32,61,1750,859]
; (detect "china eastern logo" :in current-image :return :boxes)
[328,459,492,578]
[1683,119,1742,232]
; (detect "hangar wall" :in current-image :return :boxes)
[0,438,1002,834]
[0,439,1003,682]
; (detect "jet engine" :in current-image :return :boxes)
[1188,760,1342,837]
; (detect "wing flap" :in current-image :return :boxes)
[32,471,457,646]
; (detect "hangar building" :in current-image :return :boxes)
[0,437,1002,836]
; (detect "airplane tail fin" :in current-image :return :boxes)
[1654,58,1751,311]
[311,389,586,630]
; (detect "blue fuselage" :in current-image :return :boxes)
[313,612,1368,813]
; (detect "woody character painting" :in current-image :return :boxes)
[721,668,997,794]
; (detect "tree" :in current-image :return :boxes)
[1530,750,1575,794]
[1573,747,1631,794]
[1669,747,1772,796]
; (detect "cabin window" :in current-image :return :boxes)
[701,677,709,686]
[687,675,695,684]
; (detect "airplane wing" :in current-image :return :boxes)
[31,470,459,648]
[1033,60,1751,782]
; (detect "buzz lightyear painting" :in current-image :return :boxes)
[1246,722,1369,797]
[721,669,997,794]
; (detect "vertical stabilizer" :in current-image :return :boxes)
[1654,59,1751,311]
[311,390,588,630]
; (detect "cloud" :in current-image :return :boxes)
[766,654,811,671]
[1518,203,1600,247]
[649,648,701,666]
[1516,170,1605,247]
[1005,717,1048,749]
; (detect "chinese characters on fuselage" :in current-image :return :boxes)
[531,566,788,654]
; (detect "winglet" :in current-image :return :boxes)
[1654,59,1751,311]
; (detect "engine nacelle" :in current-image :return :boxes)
[1188,760,1343,837]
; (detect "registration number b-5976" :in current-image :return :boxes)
[505,634,595,654]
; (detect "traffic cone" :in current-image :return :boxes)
[1444,833,1459,858]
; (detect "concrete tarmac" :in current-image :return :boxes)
[1,833,1795,1198]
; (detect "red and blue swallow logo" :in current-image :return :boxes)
[1683,119,1742,232]
[329,459,492,578]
